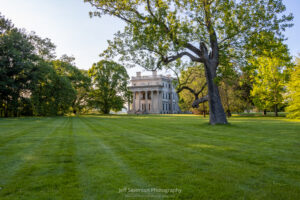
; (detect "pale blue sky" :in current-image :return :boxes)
[0,0,299,77]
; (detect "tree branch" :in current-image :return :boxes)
[192,95,209,108]
[185,43,202,56]
[89,2,146,24]
[165,52,203,63]
[203,0,219,62]
[195,82,208,97]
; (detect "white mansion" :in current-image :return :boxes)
[127,71,181,114]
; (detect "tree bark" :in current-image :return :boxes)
[263,109,267,116]
[204,62,228,125]
[103,107,110,114]
[4,109,8,118]
[226,109,232,117]
[274,104,278,117]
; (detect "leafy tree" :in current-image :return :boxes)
[286,57,300,119]
[31,60,76,116]
[235,71,254,113]
[73,69,92,114]
[88,60,129,114]
[0,14,88,117]
[0,21,38,117]
[0,13,62,117]
[85,0,293,124]
[175,65,208,116]
[28,32,56,60]
[0,13,13,34]
[52,55,91,114]
[217,62,254,116]
[177,64,248,117]
[250,56,290,116]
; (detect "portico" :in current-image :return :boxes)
[129,90,162,114]
[127,71,181,114]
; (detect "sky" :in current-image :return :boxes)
[0,0,299,77]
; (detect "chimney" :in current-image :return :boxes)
[136,72,141,77]
[152,70,157,77]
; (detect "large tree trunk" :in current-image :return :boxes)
[204,62,228,125]
[263,109,267,116]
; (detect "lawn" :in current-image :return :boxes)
[0,115,299,200]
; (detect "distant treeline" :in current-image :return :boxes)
[0,14,131,117]
[0,14,84,116]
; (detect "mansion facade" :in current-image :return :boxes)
[127,71,181,114]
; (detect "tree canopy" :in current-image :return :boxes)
[0,13,90,117]
[88,60,130,114]
[286,57,300,119]
[85,0,293,124]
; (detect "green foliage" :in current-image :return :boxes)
[85,0,293,70]
[177,65,208,114]
[52,55,91,114]
[0,17,38,117]
[85,0,293,124]
[178,64,250,114]
[286,57,300,119]
[88,60,129,114]
[217,62,252,114]
[219,80,248,114]
[0,14,89,117]
[31,60,76,116]
[250,56,289,115]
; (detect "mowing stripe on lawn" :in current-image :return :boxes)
[73,117,126,200]
[79,117,150,185]
[74,117,154,200]
[0,115,299,199]
[0,117,73,199]
[82,115,300,199]
[0,117,58,161]
[0,118,54,148]
[82,117,246,186]
[0,117,62,186]
[84,116,244,169]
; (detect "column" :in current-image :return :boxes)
[145,91,148,113]
[151,91,154,113]
[170,92,173,114]
[139,91,142,111]
[132,92,136,112]
[158,91,162,114]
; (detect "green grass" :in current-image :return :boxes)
[0,115,299,200]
